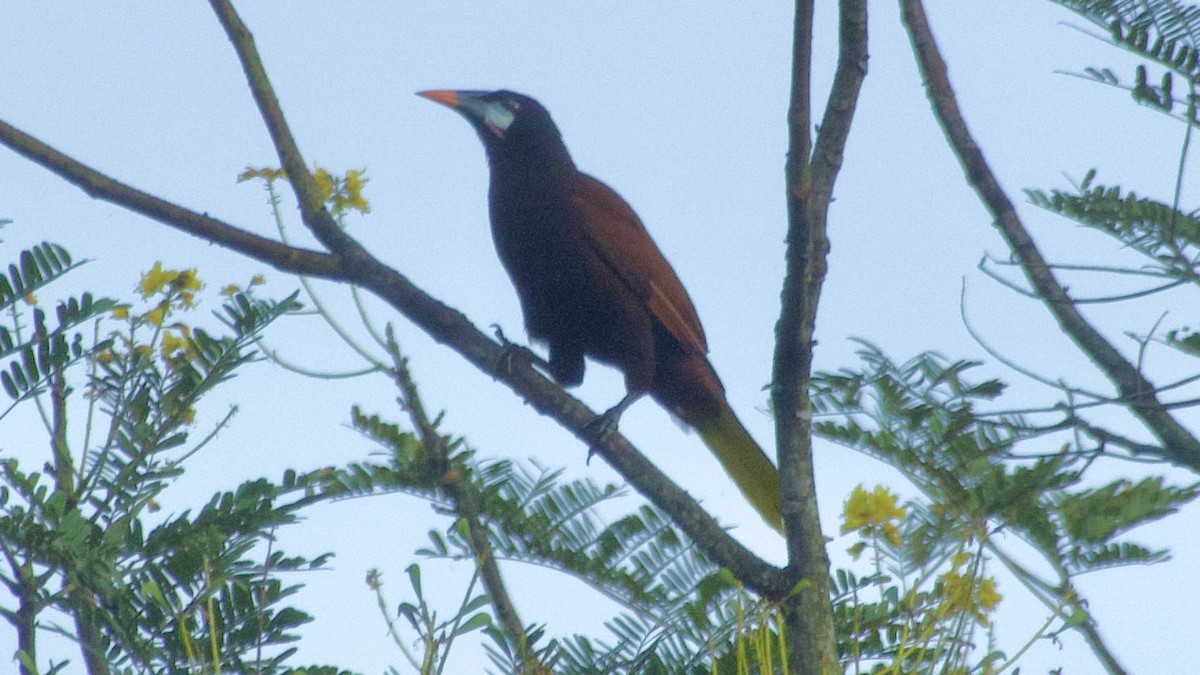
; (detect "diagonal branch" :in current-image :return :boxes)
[900,0,1200,472]
[207,0,352,256]
[0,117,339,280]
[0,3,791,601]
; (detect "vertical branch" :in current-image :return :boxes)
[50,368,113,675]
[50,369,74,502]
[899,0,1200,471]
[775,0,867,672]
[11,558,38,675]
[385,333,545,673]
[71,590,113,675]
[776,0,817,558]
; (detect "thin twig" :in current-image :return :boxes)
[384,330,543,672]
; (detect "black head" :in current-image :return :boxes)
[418,89,571,169]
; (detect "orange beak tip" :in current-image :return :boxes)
[417,89,460,108]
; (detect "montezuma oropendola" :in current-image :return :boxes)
[418,89,782,533]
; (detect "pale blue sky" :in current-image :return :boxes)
[2,2,1196,672]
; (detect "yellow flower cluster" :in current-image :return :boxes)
[936,552,1002,626]
[138,262,202,310]
[125,263,205,372]
[841,484,905,551]
[315,167,370,215]
[160,325,199,368]
[240,165,370,216]
[237,167,287,183]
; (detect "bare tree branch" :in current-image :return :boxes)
[0,118,339,280]
[900,0,1200,473]
[775,0,867,671]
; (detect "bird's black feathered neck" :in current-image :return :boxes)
[478,92,576,180]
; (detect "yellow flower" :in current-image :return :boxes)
[250,274,266,286]
[111,305,131,320]
[841,485,905,534]
[164,399,197,425]
[221,284,241,297]
[936,569,1001,625]
[138,262,176,298]
[310,166,372,215]
[22,292,36,306]
[977,577,1001,611]
[161,330,189,362]
[344,168,371,213]
[939,571,971,614]
[314,167,335,203]
[144,305,167,327]
[175,268,202,293]
[881,522,902,548]
[134,345,154,360]
[237,167,286,183]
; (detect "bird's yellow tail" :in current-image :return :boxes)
[697,405,783,534]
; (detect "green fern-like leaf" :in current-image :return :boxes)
[1054,0,1200,122]
[1055,0,1200,51]
[1056,476,1198,544]
[0,242,83,311]
[1026,178,1200,265]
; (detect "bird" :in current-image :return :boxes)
[418,89,782,533]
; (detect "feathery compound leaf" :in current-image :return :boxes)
[1026,178,1200,264]
[216,289,302,336]
[1054,0,1200,49]
[1056,477,1198,544]
[0,242,83,313]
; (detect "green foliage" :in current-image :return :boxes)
[812,342,1197,670]
[0,246,354,674]
[813,342,1194,572]
[1056,0,1200,115]
[1042,0,1200,261]
[328,399,782,674]
[365,564,493,675]
[1030,0,1200,432]
[1026,174,1200,265]
[0,242,112,409]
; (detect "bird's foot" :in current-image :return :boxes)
[490,324,551,376]
[581,393,642,464]
[584,405,622,438]
[582,411,620,465]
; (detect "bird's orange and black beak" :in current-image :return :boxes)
[416,89,464,109]
[418,89,516,139]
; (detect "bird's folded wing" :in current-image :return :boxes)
[570,174,708,356]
